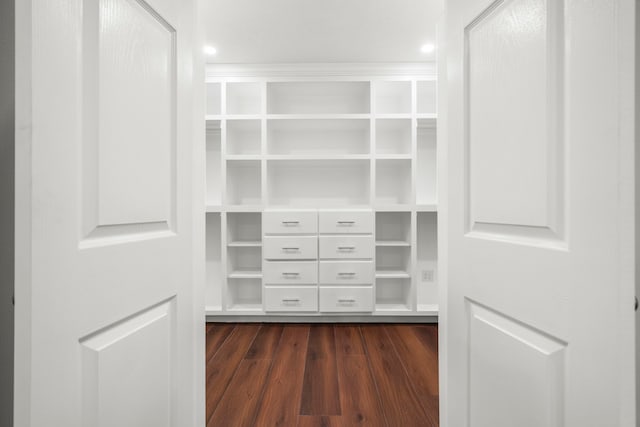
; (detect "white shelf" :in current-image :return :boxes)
[226,303,264,312]
[227,241,262,247]
[267,114,371,120]
[267,154,370,161]
[376,270,411,279]
[206,205,222,213]
[376,81,411,114]
[226,155,262,161]
[376,240,411,247]
[375,302,412,312]
[416,204,438,212]
[228,269,263,279]
[376,154,412,160]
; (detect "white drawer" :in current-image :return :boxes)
[319,235,374,259]
[319,261,374,285]
[263,236,318,260]
[319,211,373,234]
[264,286,318,312]
[319,286,373,312]
[263,211,318,235]
[264,261,318,285]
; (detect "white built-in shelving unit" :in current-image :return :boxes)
[204,65,438,318]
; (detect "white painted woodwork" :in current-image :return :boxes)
[319,261,375,285]
[263,211,318,235]
[318,211,374,234]
[14,0,201,425]
[263,261,319,285]
[445,0,636,426]
[319,235,375,260]
[264,286,319,312]
[263,236,318,260]
[203,66,440,317]
[319,287,374,312]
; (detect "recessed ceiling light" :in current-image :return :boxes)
[203,45,217,56]
[421,43,436,54]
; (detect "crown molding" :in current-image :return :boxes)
[205,62,437,80]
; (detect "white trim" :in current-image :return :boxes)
[206,62,437,80]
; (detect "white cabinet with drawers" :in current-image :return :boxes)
[318,211,374,313]
[263,211,319,312]
[204,68,440,318]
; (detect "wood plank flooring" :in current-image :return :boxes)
[206,323,439,427]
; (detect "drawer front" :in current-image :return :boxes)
[264,286,318,312]
[319,236,374,259]
[264,236,318,260]
[319,261,374,285]
[319,211,373,234]
[264,261,318,285]
[264,211,318,235]
[319,287,373,312]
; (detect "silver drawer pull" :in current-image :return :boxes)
[282,221,300,225]
[282,247,300,251]
[282,298,300,303]
[337,221,355,225]
[337,246,355,251]
[338,299,356,304]
[282,272,300,277]
[338,272,356,277]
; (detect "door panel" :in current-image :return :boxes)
[445,0,635,426]
[466,0,564,244]
[14,0,201,425]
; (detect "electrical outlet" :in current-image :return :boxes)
[422,270,434,282]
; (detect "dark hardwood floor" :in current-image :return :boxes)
[205,323,439,427]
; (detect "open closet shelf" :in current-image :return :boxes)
[204,67,439,318]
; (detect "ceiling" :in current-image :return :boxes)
[200,0,443,64]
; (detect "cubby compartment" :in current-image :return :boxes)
[417,119,437,205]
[376,159,412,206]
[376,81,411,114]
[417,212,438,312]
[206,121,222,207]
[226,120,261,155]
[376,246,411,278]
[226,159,261,207]
[417,80,437,115]
[227,212,261,246]
[226,82,262,115]
[267,81,370,114]
[227,278,262,311]
[376,119,411,155]
[267,119,370,156]
[206,213,222,311]
[267,159,370,208]
[227,246,262,278]
[375,278,411,311]
[376,212,411,246]
[206,82,221,116]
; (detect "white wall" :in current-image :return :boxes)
[0,0,15,424]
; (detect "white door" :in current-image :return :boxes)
[14,0,203,425]
[444,0,636,426]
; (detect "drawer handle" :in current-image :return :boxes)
[338,299,356,304]
[337,221,355,225]
[338,272,356,277]
[282,247,300,251]
[282,272,300,277]
[282,298,300,304]
[282,221,300,226]
[337,246,355,251]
